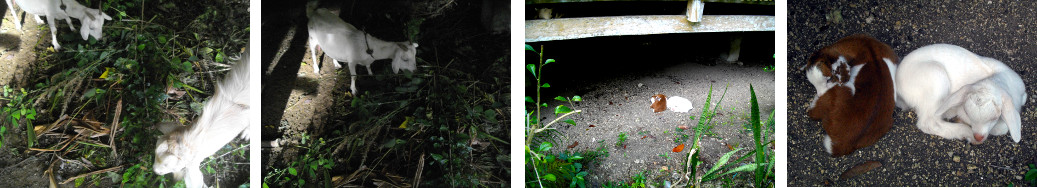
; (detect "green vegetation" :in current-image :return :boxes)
[681,84,774,187]
[0,0,249,186]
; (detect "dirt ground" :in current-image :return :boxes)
[0,5,80,187]
[787,0,1037,186]
[528,31,775,186]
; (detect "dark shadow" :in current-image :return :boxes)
[260,1,308,140]
[0,2,9,28]
[0,34,22,50]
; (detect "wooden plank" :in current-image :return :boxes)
[526,0,775,5]
[525,15,774,42]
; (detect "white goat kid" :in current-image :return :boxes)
[154,48,252,188]
[5,0,112,49]
[936,57,1026,143]
[306,2,418,94]
[896,44,1026,144]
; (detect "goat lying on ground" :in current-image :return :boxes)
[5,0,112,49]
[153,47,251,188]
[306,2,418,94]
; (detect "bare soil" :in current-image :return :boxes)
[528,32,775,186]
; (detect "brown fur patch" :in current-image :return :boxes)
[650,94,667,113]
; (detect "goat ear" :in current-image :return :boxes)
[157,121,179,135]
[937,85,971,117]
[1001,93,1022,143]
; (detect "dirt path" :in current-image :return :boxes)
[787,0,1037,186]
[0,6,63,187]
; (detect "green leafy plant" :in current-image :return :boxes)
[263,133,335,186]
[0,86,37,148]
[1025,163,1037,186]
[747,84,775,188]
[683,83,728,187]
[526,44,588,188]
[616,132,628,148]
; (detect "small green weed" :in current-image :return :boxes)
[616,132,628,148]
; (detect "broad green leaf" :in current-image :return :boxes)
[544,174,556,181]
[538,142,552,152]
[545,59,555,65]
[554,105,572,114]
[720,163,759,177]
[527,64,536,77]
[572,95,582,101]
[525,44,535,52]
[553,96,566,101]
[563,119,575,125]
[288,167,297,176]
[706,148,743,176]
[541,83,551,88]
[525,96,534,103]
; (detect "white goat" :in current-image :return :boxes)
[306,2,418,94]
[153,47,251,188]
[5,0,112,49]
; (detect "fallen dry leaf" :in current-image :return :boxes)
[672,144,685,152]
[588,124,596,127]
[567,141,579,149]
[677,125,689,130]
[641,136,647,139]
[840,161,882,180]
[723,142,735,151]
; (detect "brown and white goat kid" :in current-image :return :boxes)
[5,0,112,50]
[306,2,418,94]
[803,34,898,157]
[650,94,693,113]
[153,48,251,188]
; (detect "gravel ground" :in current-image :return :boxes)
[529,32,775,186]
[787,0,1037,186]
[541,63,775,186]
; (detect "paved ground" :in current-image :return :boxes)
[787,0,1037,186]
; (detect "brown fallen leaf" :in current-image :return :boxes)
[677,125,689,130]
[672,144,685,152]
[567,141,579,149]
[589,124,596,127]
[840,161,882,180]
[641,136,647,139]
[723,142,735,151]
[609,101,614,105]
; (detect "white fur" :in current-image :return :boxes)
[805,56,865,109]
[896,44,1025,144]
[885,58,900,108]
[823,135,833,155]
[154,47,252,188]
[666,96,693,113]
[5,0,112,50]
[844,64,864,95]
[306,2,418,94]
